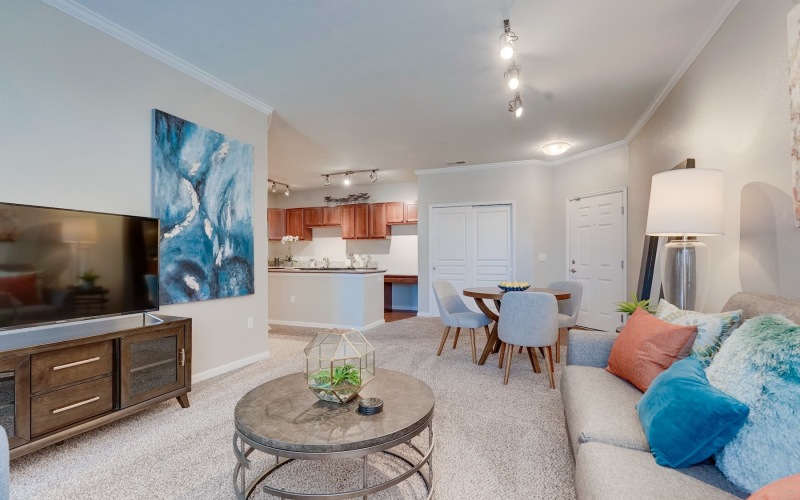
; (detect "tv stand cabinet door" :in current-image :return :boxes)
[120,325,188,409]
[0,356,31,449]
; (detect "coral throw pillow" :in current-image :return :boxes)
[607,308,697,392]
[748,474,800,500]
[0,273,40,305]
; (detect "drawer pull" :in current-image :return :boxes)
[53,357,101,371]
[52,396,100,414]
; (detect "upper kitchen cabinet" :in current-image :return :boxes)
[304,207,323,227]
[354,204,369,239]
[285,208,312,240]
[323,206,342,226]
[341,205,356,239]
[268,209,286,240]
[386,202,418,225]
[368,203,390,239]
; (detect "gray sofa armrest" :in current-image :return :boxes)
[1,427,8,500]
[566,330,618,368]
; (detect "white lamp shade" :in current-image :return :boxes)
[62,217,98,243]
[645,168,724,236]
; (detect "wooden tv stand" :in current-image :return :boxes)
[0,313,191,459]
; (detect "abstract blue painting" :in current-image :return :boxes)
[152,109,254,305]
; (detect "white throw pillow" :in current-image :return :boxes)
[655,299,742,365]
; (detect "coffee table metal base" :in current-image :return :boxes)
[232,418,434,500]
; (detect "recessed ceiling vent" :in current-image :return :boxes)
[446,161,467,165]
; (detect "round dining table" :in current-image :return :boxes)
[462,287,571,366]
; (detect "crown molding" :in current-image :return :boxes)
[41,0,274,115]
[625,0,739,143]
[414,140,628,176]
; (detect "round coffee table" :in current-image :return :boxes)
[233,368,435,499]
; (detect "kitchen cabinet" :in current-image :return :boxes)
[323,206,342,226]
[341,205,356,239]
[354,204,369,239]
[303,207,323,227]
[386,202,418,225]
[267,209,285,240]
[368,203,390,239]
[285,208,312,240]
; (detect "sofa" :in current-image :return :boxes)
[561,292,800,499]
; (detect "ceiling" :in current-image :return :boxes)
[55,0,735,190]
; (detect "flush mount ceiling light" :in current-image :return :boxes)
[268,178,290,196]
[320,169,380,187]
[508,92,523,118]
[499,19,517,60]
[505,62,520,90]
[542,142,571,155]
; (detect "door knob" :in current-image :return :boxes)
[570,268,577,273]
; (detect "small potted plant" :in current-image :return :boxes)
[79,270,100,290]
[615,292,654,315]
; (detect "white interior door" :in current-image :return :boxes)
[568,190,626,331]
[430,204,512,315]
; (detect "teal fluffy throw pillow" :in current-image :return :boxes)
[637,356,749,468]
[706,314,800,493]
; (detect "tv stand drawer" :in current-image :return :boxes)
[30,375,113,437]
[31,341,113,393]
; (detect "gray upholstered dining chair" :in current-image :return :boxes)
[548,280,583,363]
[497,292,559,388]
[432,280,492,364]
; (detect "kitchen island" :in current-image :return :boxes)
[268,268,386,330]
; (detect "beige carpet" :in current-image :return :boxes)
[10,317,575,499]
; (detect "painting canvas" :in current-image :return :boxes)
[152,110,254,304]
[788,4,800,227]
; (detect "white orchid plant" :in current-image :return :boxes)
[281,235,299,262]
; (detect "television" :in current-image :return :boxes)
[0,201,159,330]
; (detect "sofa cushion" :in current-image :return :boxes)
[561,365,648,455]
[607,308,698,392]
[656,298,742,365]
[575,442,747,500]
[706,314,800,493]
[637,356,749,468]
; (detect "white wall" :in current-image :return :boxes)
[628,0,800,311]
[416,149,629,315]
[0,0,271,377]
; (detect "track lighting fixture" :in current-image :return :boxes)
[505,62,520,90]
[508,92,523,118]
[499,19,517,60]
[320,169,381,187]
[268,178,290,196]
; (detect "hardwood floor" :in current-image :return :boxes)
[384,310,417,323]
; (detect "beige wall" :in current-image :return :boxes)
[628,0,800,312]
[0,1,270,378]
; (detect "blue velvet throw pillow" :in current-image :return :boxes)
[637,356,749,468]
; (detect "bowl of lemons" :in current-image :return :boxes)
[498,281,530,292]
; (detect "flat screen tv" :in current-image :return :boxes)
[0,202,159,330]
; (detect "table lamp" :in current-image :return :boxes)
[645,168,724,311]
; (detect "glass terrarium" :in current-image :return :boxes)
[304,328,375,404]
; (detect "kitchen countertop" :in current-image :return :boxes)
[268,267,386,274]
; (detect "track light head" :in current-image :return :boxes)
[370,170,377,183]
[271,182,277,193]
[343,173,351,186]
[505,62,520,90]
[324,175,331,187]
[508,92,523,118]
[499,19,517,60]
[284,186,291,196]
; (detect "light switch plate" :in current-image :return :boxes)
[538,253,547,262]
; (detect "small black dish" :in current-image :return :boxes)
[358,397,384,415]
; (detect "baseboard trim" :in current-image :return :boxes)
[193,350,270,383]
[415,312,433,317]
[389,306,418,311]
[269,319,386,330]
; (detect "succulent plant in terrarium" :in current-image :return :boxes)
[304,329,375,403]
